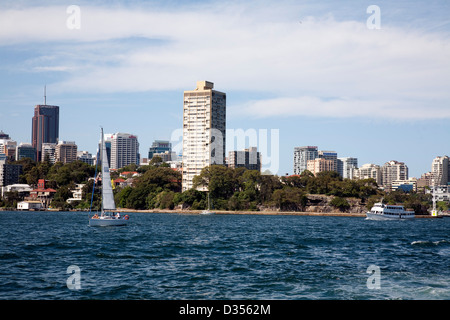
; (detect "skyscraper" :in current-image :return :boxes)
[182,81,226,191]
[32,104,59,161]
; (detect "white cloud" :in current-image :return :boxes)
[1,2,449,120]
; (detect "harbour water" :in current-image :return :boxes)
[0,211,448,300]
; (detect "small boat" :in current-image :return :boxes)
[366,202,415,220]
[200,192,215,215]
[89,128,129,227]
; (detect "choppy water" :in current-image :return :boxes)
[0,211,448,300]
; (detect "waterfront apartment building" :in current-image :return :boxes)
[55,141,78,164]
[354,163,382,186]
[381,160,408,190]
[182,81,226,191]
[337,157,358,179]
[293,146,318,175]
[0,159,22,187]
[32,105,59,162]
[228,147,261,171]
[431,156,449,186]
[109,133,140,170]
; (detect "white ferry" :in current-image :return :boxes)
[366,202,415,220]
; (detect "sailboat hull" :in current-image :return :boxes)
[89,217,128,227]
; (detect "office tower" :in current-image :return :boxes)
[354,163,382,185]
[293,146,318,175]
[109,133,140,170]
[381,160,408,189]
[182,81,226,191]
[15,143,36,162]
[148,140,172,159]
[337,157,358,179]
[55,141,78,164]
[431,156,449,186]
[32,104,59,161]
[228,147,261,171]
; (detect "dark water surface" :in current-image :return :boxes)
[0,211,448,300]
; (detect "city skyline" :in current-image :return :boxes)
[1,0,449,178]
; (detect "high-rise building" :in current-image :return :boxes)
[431,156,449,186]
[182,81,226,191]
[0,131,17,161]
[41,143,57,164]
[354,163,381,185]
[32,105,59,161]
[77,151,95,166]
[15,143,36,162]
[337,157,358,179]
[293,146,318,175]
[318,150,338,172]
[228,147,261,171]
[148,140,172,159]
[55,141,78,164]
[109,133,140,170]
[0,159,23,187]
[381,160,408,190]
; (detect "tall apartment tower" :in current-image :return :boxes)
[182,81,226,191]
[32,104,59,161]
[55,141,78,164]
[109,133,140,170]
[293,146,318,175]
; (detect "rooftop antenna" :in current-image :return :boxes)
[44,85,47,105]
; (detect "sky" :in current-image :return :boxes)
[0,0,449,178]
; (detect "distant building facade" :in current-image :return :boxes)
[381,160,408,190]
[293,146,318,175]
[354,163,381,186]
[109,133,140,169]
[148,140,172,159]
[307,158,335,176]
[16,143,36,162]
[228,147,261,171]
[55,141,77,164]
[337,157,358,179]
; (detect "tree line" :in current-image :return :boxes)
[1,158,433,214]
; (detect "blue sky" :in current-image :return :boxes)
[0,0,449,178]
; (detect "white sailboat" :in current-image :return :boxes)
[89,128,129,226]
[200,192,215,215]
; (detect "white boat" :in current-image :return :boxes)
[366,202,415,220]
[89,128,129,227]
[200,192,215,215]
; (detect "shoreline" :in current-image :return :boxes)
[1,208,443,218]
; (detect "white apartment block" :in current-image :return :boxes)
[354,163,381,185]
[109,133,140,170]
[182,81,226,191]
[337,157,358,179]
[431,156,449,186]
[381,160,408,190]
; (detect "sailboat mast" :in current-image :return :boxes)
[100,127,104,216]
